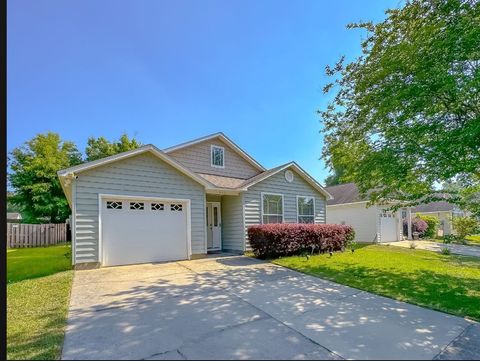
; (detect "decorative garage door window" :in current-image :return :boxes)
[297,196,315,223]
[130,202,145,210]
[170,203,183,212]
[262,193,283,224]
[151,203,165,211]
[106,201,122,209]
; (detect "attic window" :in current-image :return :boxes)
[211,145,224,168]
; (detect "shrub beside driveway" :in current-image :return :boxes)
[7,245,73,360]
[272,244,480,321]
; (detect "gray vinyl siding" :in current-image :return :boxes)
[221,194,244,252]
[243,168,327,249]
[73,152,206,264]
[167,139,261,179]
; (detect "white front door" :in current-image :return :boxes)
[206,202,221,250]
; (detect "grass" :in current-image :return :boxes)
[7,245,72,283]
[272,244,480,321]
[430,234,480,247]
[466,235,480,245]
[7,245,73,360]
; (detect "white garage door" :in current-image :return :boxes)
[379,213,398,243]
[101,197,189,266]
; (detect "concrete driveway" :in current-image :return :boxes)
[62,255,477,360]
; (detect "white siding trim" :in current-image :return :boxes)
[242,193,246,252]
[327,201,369,207]
[296,195,315,223]
[210,145,225,169]
[72,179,77,265]
[204,193,208,252]
[260,192,284,224]
[98,193,192,265]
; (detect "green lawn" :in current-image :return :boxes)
[7,245,73,360]
[466,235,480,245]
[7,245,72,283]
[272,245,480,321]
[431,234,480,247]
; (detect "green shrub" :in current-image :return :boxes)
[443,234,456,244]
[441,247,451,255]
[417,214,439,238]
[452,216,479,241]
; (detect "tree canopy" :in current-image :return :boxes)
[8,132,143,223]
[8,132,83,223]
[85,133,141,161]
[319,0,480,214]
[324,163,347,186]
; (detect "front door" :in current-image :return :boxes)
[206,202,221,250]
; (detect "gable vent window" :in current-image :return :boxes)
[171,203,183,212]
[211,145,224,168]
[151,203,164,211]
[106,201,122,210]
[130,202,145,210]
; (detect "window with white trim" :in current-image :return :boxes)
[297,196,315,223]
[262,193,283,224]
[211,145,224,168]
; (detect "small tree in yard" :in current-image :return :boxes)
[8,132,83,223]
[451,216,479,241]
[418,214,440,238]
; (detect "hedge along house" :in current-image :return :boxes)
[58,132,333,268]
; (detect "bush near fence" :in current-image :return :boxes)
[248,223,355,259]
[6,223,67,248]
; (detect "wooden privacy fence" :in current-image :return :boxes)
[6,223,68,248]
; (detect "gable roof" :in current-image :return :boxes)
[7,212,22,220]
[58,144,213,187]
[326,183,460,213]
[412,200,456,213]
[325,183,366,206]
[240,162,333,199]
[57,134,332,205]
[57,145,218,206]
[164,132,266,172]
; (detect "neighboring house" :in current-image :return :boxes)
[411,201,466,236]
[58,132,332,267]
[325,183,403,243]
[7,212,22,223]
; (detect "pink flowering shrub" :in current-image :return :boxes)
[403,217,428,237]
[248,223,355,259]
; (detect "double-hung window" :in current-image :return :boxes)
[211,145,224,168]
[262,193,283,224]
[297,196,315,223]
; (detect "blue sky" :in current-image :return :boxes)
[8,0,400,183]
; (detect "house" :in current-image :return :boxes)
[410,200,467,236]
[325,183,404,243]
[7,212,22,223]
[58,132,333,267]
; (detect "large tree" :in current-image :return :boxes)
[8,132,83,223]
[319,0,480,213]
[85,133,141,161]
[324,163,347,186]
